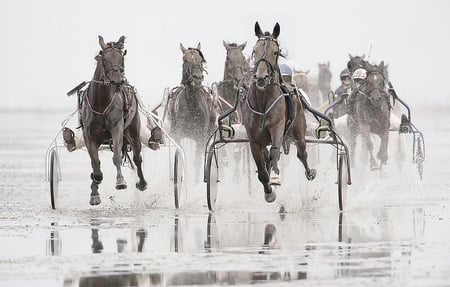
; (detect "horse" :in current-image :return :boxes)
[318,62,332,104]
[242,22,316,203]
[347,61,391,170]
[81,36,147,205]
[293,69,310,94]
[216,40,250,123]
[168,43,217,172]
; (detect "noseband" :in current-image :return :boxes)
[252,36,280,88]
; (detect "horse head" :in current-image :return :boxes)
[347,54,369,75]
[361,61,387,106]
[223,40,248,89]
[180,42,207,87]
[293,69,310,92]
[97,35,126,86]
[252,22,281,89]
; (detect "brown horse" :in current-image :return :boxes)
[81,36,146,205]
[242,22,316,203]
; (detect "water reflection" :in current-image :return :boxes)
[44,207,429,286]
[46,222,62,256]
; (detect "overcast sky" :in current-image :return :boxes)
[1,0,449,110]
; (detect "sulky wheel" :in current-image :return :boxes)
[206,148,219,211]
[173,149,185,209]
[337,154,349,211]
[49,149,59,210]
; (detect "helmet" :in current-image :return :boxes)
[279,63,293,82]
[340,68,350,79]
[352,68,367,80]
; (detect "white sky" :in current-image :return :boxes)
[1,0,449,110]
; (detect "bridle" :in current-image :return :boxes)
[252,36,280,88]
[356,70,390,108]
[224,48,248,89]
[182,48,207,85]
[245,36,285,128]
[94,45,126,87]
[86,44,127,115]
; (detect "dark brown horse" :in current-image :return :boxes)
[347,61,391,170]
[81,36,146,205]
[242,22,316,203]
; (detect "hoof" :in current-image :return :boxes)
[136,181,147,191]
[89,195,101,205]
[265,191,276,203]
[370,162,379,171]
[306,169,317,181]
[270,175,281,186]
[116,179,127,190]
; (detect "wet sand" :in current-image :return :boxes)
[0,107,449,286]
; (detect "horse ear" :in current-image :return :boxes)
[272,22,280,39]
[180,43,187,53]
[361,54,366,60]
[348,53,353,59]
[116,36,125,49]
[223,40,230,51]
[379,60,384,70]
[98,35,107,50]
[196,42,201,50]
[327,61,330,67]
[306,69,310,75]
[255,22,263,37]
[238,41,247,51]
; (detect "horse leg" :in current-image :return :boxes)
[86,140,102,205]
[268,128,285,186]
[292,114,316,181]
[111,125,127,189]
[249,141,275,203]
[361,127,378,170]
[377,130,389,166]
[128,116,147,191]
[131,135,147,191]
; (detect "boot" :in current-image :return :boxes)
[62,128,76,152]
[148,126,163,150]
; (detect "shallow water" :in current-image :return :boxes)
[0,107,449,286]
